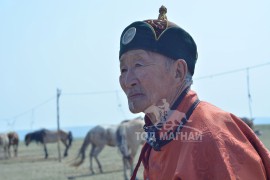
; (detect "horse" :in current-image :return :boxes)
[240,117,254,129]
[116,116,146,180]
[0,133,9,159]
[240,117,262,136]
[24,128,73,159]
[7,131,19,157]
[72,125,118,174]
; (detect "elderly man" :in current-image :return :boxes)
[119,6,270,180]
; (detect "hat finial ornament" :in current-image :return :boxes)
[158,5,167,21]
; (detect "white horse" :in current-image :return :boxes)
[0,133,9,159]
[116,117,146,180]
[72,125,118,174]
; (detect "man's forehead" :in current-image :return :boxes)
[120,50,149,63]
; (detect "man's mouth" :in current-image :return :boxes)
[128,93,144,100]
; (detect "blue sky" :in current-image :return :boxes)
[0,0,270,132]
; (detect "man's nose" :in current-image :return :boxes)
[124,69,137,88]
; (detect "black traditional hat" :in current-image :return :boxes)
[119,5,198,75]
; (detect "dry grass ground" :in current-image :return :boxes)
[0,139,144,180]
[255,125,270,150]
[0,125,269,180]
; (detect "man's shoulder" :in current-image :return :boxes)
[189,101,247,140]
[190,101,230,129]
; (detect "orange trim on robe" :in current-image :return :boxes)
[142,90,270,180]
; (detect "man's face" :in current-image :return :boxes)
[119,50,176,113]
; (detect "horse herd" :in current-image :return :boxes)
[0,116,261,180]
[0,116,145,180]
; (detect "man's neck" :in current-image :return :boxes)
[145,83,191,125]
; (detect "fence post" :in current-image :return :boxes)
[246,68,253,120]
[57,88,62,162]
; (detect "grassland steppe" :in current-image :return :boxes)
[0,125,269,180]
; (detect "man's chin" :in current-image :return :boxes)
[129,107,143,114]
[128,103,144,114]
[128,100,149,113]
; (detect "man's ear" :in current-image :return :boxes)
[174,59,188,83]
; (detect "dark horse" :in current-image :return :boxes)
[7,131,19,157]
[25,128,73,159]
[240,117,262,136]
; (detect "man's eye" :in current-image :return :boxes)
[121,68,127,73]
[135,63,143,67]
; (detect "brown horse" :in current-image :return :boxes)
[72,125,118,174]
[25,128,73,159]
[0,133,9,159]
[116,116,146,180]
[7,132,19,157]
